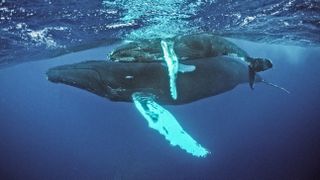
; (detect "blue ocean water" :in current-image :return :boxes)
[1,1,320,180]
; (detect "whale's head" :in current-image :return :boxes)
[46,60,153,102]
[46,61,110,98]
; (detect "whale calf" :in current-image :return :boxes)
[110,33,272,89]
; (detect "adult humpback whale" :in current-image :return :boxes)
[47,56,263,157]
[47,57,255,104]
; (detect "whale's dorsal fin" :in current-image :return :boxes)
[132,92,210,157]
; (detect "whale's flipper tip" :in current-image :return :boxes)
[178,63,196,73]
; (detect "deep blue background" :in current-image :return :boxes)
[0,40,320,179]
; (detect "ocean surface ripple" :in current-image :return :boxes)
[0,0,319,67]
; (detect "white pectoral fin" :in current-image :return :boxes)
[161,40,178,100]
[178,63,196,73]
[132,92,210,158]
[161,63,195,73]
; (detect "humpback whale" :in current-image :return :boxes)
[47,34,288,157]
[110,33,273,89]
[47,56,262,157]
[47,57,256,105]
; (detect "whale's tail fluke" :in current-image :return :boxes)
[246,57,273,90]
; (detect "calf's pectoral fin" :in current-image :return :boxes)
[178,63,196,73]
